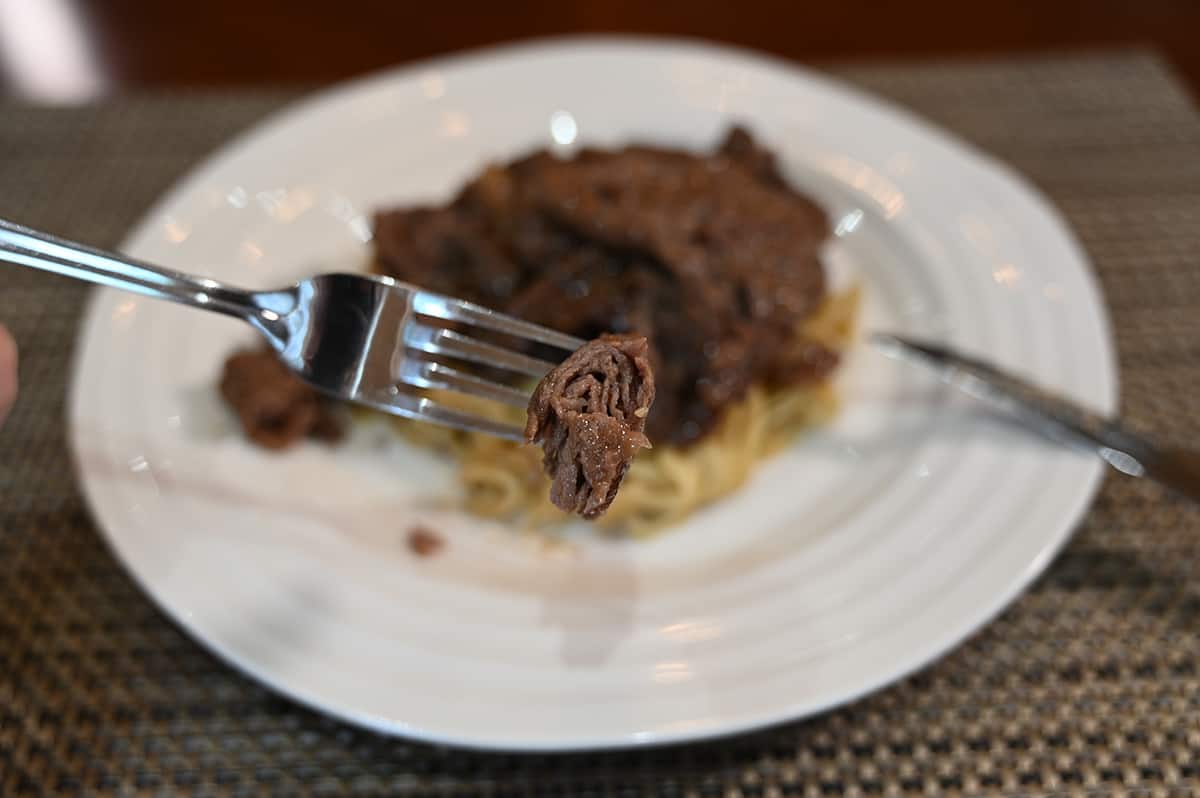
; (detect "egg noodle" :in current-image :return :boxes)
[392,286,861,537]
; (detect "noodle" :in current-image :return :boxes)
[391,286,860,536]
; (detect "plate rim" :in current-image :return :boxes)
[67,34,1119,751]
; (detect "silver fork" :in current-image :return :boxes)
[0,218,584,441]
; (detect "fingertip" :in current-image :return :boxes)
[0,324,17,426]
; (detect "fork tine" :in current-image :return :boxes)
[413,399,526,442]
[411,290,586,352]
[354,389,526,442]
[396,357,531,408]
[403,322,559,379]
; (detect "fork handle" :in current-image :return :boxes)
[0,217,262,321]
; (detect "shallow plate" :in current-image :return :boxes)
[70,37,1116,750]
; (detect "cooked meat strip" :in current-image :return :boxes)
[374,126,836,447]
[220,350,342,450]
[525,335,655,519]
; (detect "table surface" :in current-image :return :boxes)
[3,49,1200,797]
[2,2,1200,101]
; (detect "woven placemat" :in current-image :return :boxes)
[2,50,1199,796]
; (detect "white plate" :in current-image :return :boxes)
[70,38,1116,750]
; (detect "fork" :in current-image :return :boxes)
[0,218,584,441]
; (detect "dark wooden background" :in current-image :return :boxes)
[2,1,1199,101]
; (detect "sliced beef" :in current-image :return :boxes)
[717,125,791,189]
[370,126,832,447]
[372,205,522,306]
[220,350,342,450]
[525,335,655,519]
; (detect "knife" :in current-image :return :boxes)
[873,332,1200,502]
